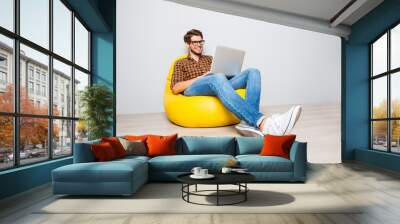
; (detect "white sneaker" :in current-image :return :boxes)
[261,105,302,136]
[235,121,263,137]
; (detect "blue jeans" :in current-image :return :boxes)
[184,68,264,127]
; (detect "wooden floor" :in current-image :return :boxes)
[1,162,400,224]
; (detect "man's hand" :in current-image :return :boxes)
[172,70,211,94]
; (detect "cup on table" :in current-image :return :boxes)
[191,167,202,176]
[221,167,232,174]
[199,169,208,176]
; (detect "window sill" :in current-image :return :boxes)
[0,156,72,176]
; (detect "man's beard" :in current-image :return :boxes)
[190,48,202,56]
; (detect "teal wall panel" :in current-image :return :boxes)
[0,158,72,199]
[343,0,400,171]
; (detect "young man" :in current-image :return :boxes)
[171,29,302,136]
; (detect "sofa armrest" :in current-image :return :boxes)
[73,140,100,163]
[289,141,307,181]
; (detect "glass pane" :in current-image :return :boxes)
[53,59,72,117]
[0,0,13,31]
[0,116,13,170]
[391,120,400,153]
[53,0,72,60]
[372,77,387,119]
[53,119,72,157]
[74,17,89,69]
[74,69,89,118]
[20,0,49,49]
[20,117,49,165]
[0,34,14,112]
[372,121,388,151]
[20,44,49,115]
[392,72,400,118]
[391,24,400,70]
[372,33,387,76]
[75,120,88,143]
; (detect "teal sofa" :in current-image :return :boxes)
[52,136,307,196]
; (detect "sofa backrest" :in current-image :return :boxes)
[73,136,268,163]
[235,136,263,155]
[73,139,100,163]
[176,136,236,155]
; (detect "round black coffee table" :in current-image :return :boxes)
[177,173,255,206]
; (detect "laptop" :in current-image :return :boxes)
[209,46,245,77]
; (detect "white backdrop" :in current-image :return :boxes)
[116,0,342,163]
[116,0,341,114]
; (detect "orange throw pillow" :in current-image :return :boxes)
[124,135,150,141]
[259,134,296,159]
[91,142,117,161]
[146,134,178,157]
[101,137,127,158]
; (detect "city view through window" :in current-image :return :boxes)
[0,0,91,170]
[371,23,400,153]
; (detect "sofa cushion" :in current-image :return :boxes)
[53,158,147,183]
[260,134,296,159]
[101,137,127,158]
[147,134,178,157]
[235,137,263,155]
[177,136,236,155]
[149,154,235,172]
[91,142,118,161]
[236,155,293,172]
[118,138,147,156]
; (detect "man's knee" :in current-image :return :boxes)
[246,68,260,75]
[246,68,261,81]
[209,73,227,82]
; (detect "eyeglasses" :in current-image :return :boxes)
[190,40,205,45]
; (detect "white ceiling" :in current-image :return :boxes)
[166,0,384,38]
[225,0,353,23]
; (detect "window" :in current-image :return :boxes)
[42,85,46,97]
[75,18,89,70]
[371,23,400,154]
[53,0,72,60]
[0,54,8,89]
[0,0,91,170]
[53,59,71,117]
[0,116,13,170]
[0,55,7,67]
[20,0,49,49]
[35,70,40,81]
[28,67,34,80]
[28,81,34,94]
[0,0,13,31]
[0,34,13,113]
[36,83,40,95]
[0,71,6,85]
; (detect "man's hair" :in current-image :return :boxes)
[184,29,203,43]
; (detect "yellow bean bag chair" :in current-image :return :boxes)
[164,55,246,127]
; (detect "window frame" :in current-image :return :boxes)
[0,0,92,171]
[370,20,400,154]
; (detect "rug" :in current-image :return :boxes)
[37,183,362,214]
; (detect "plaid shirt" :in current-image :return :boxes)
[170,54,213,90]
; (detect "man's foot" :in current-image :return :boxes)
[235,121,263,137]
[260,105,302,136]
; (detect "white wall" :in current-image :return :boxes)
[117,0,341,115]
